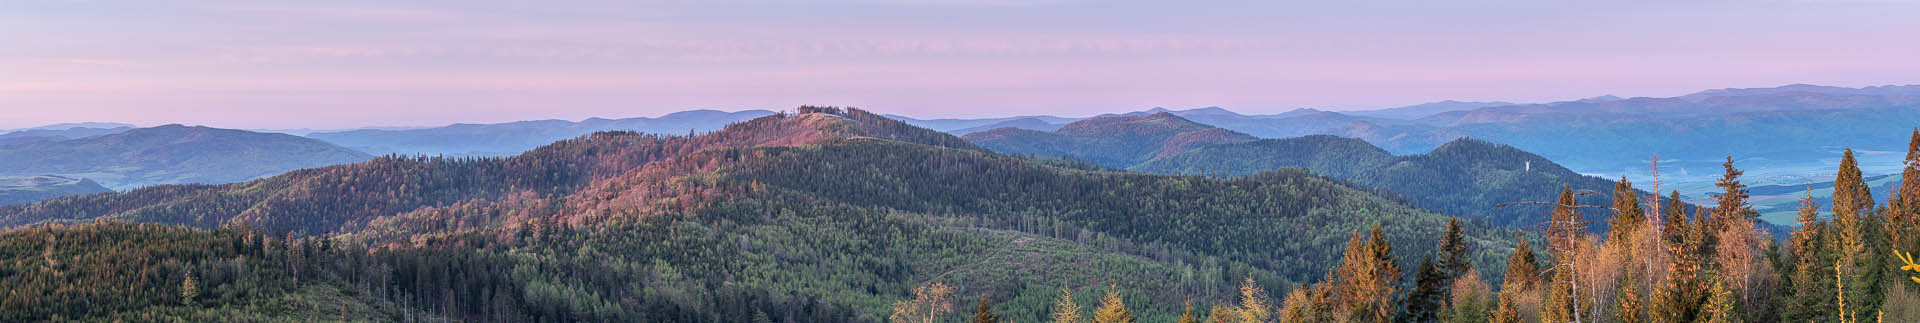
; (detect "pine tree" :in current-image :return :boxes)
[1236,277,1272,323]
[1333,225,1400,322]
[1784,189,1836,321]
[1652,206,1712,323]
[971,295,999,323]
[1891,129,1920,268]
[1503,234,1540,289]
[1437,218,1473,280]
[1540,187,1586,323]
[1609,177,1646,248]
[1712,157,1765,301]
[1405,217,1473,323]
[1091,288,1135,323]
[1207,303,1238,323]
[1703,278,1741,323]
[1053,288,1083,323]
[1832,147,1889,319]
[1402,257,1448,323]
[1713,156,1752,224]
[1280,285,1315,323]
[1616,269,1646,323]
[181,270,198,306]
[1490,287,1522,323]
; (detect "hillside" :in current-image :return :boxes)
[0,125,372,190]
[1133,136,1632,228]
[1,106,1517,322]
[961,112,1639,228]
[307,109,776,156]
[963,112,1257,168]
[0,175,112,205]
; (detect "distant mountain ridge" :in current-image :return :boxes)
[964,111,1668,229]
[964,112,1257,168]
[0,125,372,190]
[307,109,777,156]
[0,126,133,145]
[1133,135,1634,228]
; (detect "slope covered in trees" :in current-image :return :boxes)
[1133,136,1634,228]
[0,106,1518,322]
[962,112,1257,169]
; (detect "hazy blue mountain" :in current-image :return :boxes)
[0,126,133,145]
[886,114,1080,132]
[1131,136,1638,228]
[0,175,112,205]
[963,112,1257,168]
[1352,89,1920,173]
[1,122,136,133]
[307,109,776,156]
[0,125,372,189]
[1344,100,1516,119]
[947,117,1066,135]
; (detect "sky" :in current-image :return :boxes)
[3,0,1919,129]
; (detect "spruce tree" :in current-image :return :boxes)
[1541,187,1585,323]
[1402,257,1448,323]
[1490,287,1522,323]
[1652,206,1711,322]
[1703,278,1741,323]
[1091,288,1134,323]
[1831,148,1889,321]
[1236,277,1273,323]
[1052,288,1083,323]
[1437,218,1473,280]
[1616,269,1646,323]
[1503,234,1539,289]
[1892,129,1920,264]
[1784,190,1835,321]
[1714,156,1752,224]
[1609,177,1645,248]
[971,295,999,323]
[1330,226,1399,322]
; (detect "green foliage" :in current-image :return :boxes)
[1134,136,1641,231]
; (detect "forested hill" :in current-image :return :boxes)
[962,112,1646,229]
[963,111,1257,169]
[1133,136,1634,228]
[0,106,1520,322]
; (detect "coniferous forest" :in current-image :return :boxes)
[3,107,1920,322]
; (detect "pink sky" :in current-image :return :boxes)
[3,0,1918,129]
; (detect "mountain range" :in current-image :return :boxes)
[0,124,134,145]
[968,112,1641,228]
[0,107,1520,322]
[907,84,1920,197]
[0,125,372,190]
[305,109,776,157]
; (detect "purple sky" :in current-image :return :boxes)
[4,0,1919,129]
